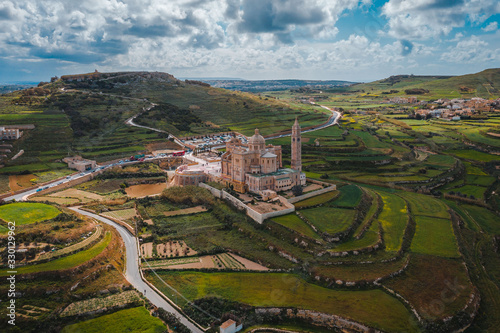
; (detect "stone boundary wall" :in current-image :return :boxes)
[199,183,295,224]
[287,185,337,204]
[255,308,379,333]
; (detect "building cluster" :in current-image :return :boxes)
[172,119,306,195]
[389,97,419,104]
[415,98,500,120]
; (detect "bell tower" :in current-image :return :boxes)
[291,117,302,171]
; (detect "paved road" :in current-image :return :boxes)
[265,105,341,140]
[70,207,203,333]
[126,112,187,148]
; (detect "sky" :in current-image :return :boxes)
[0,0,499,83]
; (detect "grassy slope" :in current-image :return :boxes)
[61,306,166,333]
[0,231,111,276]
[118,80,330,137]
[147,271,418,333]
[344,68,500,99]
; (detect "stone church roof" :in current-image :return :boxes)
[248,128,265,145]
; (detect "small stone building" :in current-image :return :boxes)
[63,156,96,172]
[220,319,242,333]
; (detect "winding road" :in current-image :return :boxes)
[69,207,204,333]
[3,101,342,332]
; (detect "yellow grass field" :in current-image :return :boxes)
[49,188,104,203]
[101,208,137,221]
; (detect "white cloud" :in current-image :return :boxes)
[482,21,498,32]
[382,0,500,40]
[441,35,499,63]
[0,0,497,82]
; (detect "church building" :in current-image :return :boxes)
[221,118,306,193]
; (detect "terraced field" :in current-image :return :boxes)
[271,213,321,240]
[411,216,460,258]
[101,208,137,221]
[0,231,111,276]
[61,306,165,333]
[376,192,408,252]
[300,207,356,235]
[293,190,339,208]
[147,271,418,333]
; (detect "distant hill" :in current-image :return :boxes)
[0,71,332,169]
[0,83,37,94]
[201,79,356,92]
[339,68,500,99]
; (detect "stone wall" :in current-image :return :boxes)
[199,183,295,224]
[255,308,378,333]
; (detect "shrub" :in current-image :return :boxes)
[291,185,303,197]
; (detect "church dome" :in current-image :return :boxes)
[248,128,265,146]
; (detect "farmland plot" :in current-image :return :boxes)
[101,208,137,221]
[60,290,142,317]
[156,240,197,258]
[49,189,104,203]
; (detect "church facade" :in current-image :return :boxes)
[221,118,306,193]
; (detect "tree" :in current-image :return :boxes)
[291,185,303,196]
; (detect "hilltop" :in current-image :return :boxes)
[0,71,330,173]
[338,68,500,99]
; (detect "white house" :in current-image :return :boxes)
[220,319,242,333]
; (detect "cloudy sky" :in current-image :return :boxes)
[0,0,499,83]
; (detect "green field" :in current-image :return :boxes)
[294,190,339,208]
[330,184,362,208]
[0,231,111,276]
[458,204,500,235]
[332,222,379,252]
[0,202,60,225]
[411,216,460,258]
[447,149,500,162]
[447,185,487,199]
[377,192,408,252]
[271,214,320,240]
[147,271,418,333]
[153,212,223,237]
[300,207,356,235]
[399,192,450,219]
[62,306,165,333]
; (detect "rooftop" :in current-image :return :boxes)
[220,319,236,329]
[247,168,298,178]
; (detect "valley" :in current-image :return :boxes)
[0,69,499,333]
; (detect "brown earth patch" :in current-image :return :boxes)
[140,242,153,258]
[156,240,197,258]
[146,141,182,152]
[9,174,36,191]
[125,183,166,198]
